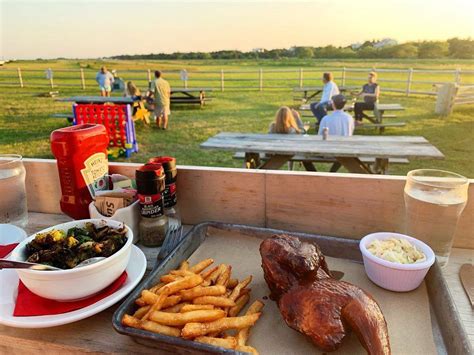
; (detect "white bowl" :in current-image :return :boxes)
[359,232,435,292]
[9,219,133,301]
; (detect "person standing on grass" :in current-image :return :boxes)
[354,71,380,122]
[95,66,114,97]
[149,70,171,130]
[310,72,340,123]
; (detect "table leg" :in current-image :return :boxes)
[302,161,317,171]
[200,91,205,108]
[259,155,292,170]
[336,157,373,174]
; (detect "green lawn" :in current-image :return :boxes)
[1,59,473,177]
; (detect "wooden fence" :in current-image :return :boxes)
[1,66,473,96]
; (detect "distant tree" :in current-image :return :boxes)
[447,38,474,59]
[381,44,418,58]
[418,41,448,58]
[357,46,379,58]
[294,47,314,59]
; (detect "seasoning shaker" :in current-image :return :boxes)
[136,164,168,247]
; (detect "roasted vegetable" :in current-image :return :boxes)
[25,224,127,269]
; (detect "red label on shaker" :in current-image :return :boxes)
[138,193,165,218]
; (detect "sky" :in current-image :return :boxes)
[1,0,473,59]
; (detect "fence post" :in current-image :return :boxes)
[454,68,461,85]
[299,68,304,88]
[80,68,86,89]
[48,68,54,89]
[406,68,413,96]
[147,69,152,86]
[259,68,263,91]
[341,67,346,87]
[220,69,225,92]
[17,67,24,88]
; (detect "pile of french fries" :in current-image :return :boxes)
[122,258,264,354]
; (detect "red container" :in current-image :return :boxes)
[51,124,109,219]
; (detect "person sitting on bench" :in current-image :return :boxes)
[310,72,340,123]
[318,94,354,136]
[354,71,380,122]
[269,106,302,134]
[124,81,142,100]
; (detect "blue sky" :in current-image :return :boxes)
[1,0,473,59]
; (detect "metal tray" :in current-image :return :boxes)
[112,222,471,355]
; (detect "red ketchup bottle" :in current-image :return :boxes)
[51,124,109,219]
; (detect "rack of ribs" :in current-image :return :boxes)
[260,234,390,355]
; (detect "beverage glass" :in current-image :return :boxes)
[303,121,311,133]
[0,155,28,228]
[404,169,468,267]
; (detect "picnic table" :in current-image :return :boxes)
[293,86,357,103]
[200,132,444,174]
[170,88,212,107]
[0,160,472,354]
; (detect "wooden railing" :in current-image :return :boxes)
[1,66,474,96]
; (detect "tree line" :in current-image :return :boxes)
[111,38,473,61]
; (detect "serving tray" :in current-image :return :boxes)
[112,222,471,355]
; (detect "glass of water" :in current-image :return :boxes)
[0,155,28,228]
[404,169,468,267]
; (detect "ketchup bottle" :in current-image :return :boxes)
[51,124,109,219]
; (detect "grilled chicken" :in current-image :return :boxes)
[260,235,390,354]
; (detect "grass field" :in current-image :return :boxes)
[0,59,473,177]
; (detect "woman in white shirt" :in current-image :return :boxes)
[269,106,302,134]
[309,72,340,123]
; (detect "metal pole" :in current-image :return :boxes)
[406,68,413,96]
[80,68,86,89]
[341,67,346,87]
[259,69,263,91]
[17,67,24,88]
[299,68,303,88]
[220,69,224,92]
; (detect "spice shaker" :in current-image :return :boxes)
[136,164,168,247]
[148,156,181,226]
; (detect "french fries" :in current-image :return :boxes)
[181,313,261,338]
[122,257,264,353]
[193,296,236,307]
[150,309,226,326]
[195,336,237,349]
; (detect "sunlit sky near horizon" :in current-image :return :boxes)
[1,0,473,59]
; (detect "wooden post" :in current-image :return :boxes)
[184,78,188,89]
[299,68,304,88]
[406,68,413,96]
[48,68,54,88]
[435,83,457,116]
[341,67,346,87]
[17,67,24,88]
[454,68,461,85]
[220,69,225,92]
[147,69,152,87]
[80,68,86,89]
[259,68,263,91]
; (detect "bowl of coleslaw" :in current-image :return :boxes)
[359,232,435,292]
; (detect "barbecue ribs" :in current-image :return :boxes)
[260,235,390,354]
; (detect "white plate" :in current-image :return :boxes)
[0,245,146,328]
[0,224,27,245]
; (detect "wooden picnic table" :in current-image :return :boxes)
[0,160,472,353]
[293,86,358,102]
[201,132,444,174]
[170,87,212,107]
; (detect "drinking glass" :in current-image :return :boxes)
[0,155,28,228]
[303,121,311,133]
[404,169,468,267]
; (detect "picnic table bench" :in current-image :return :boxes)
[299,103,405,133]
[170,88,212,107]
[201,132,444,174]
